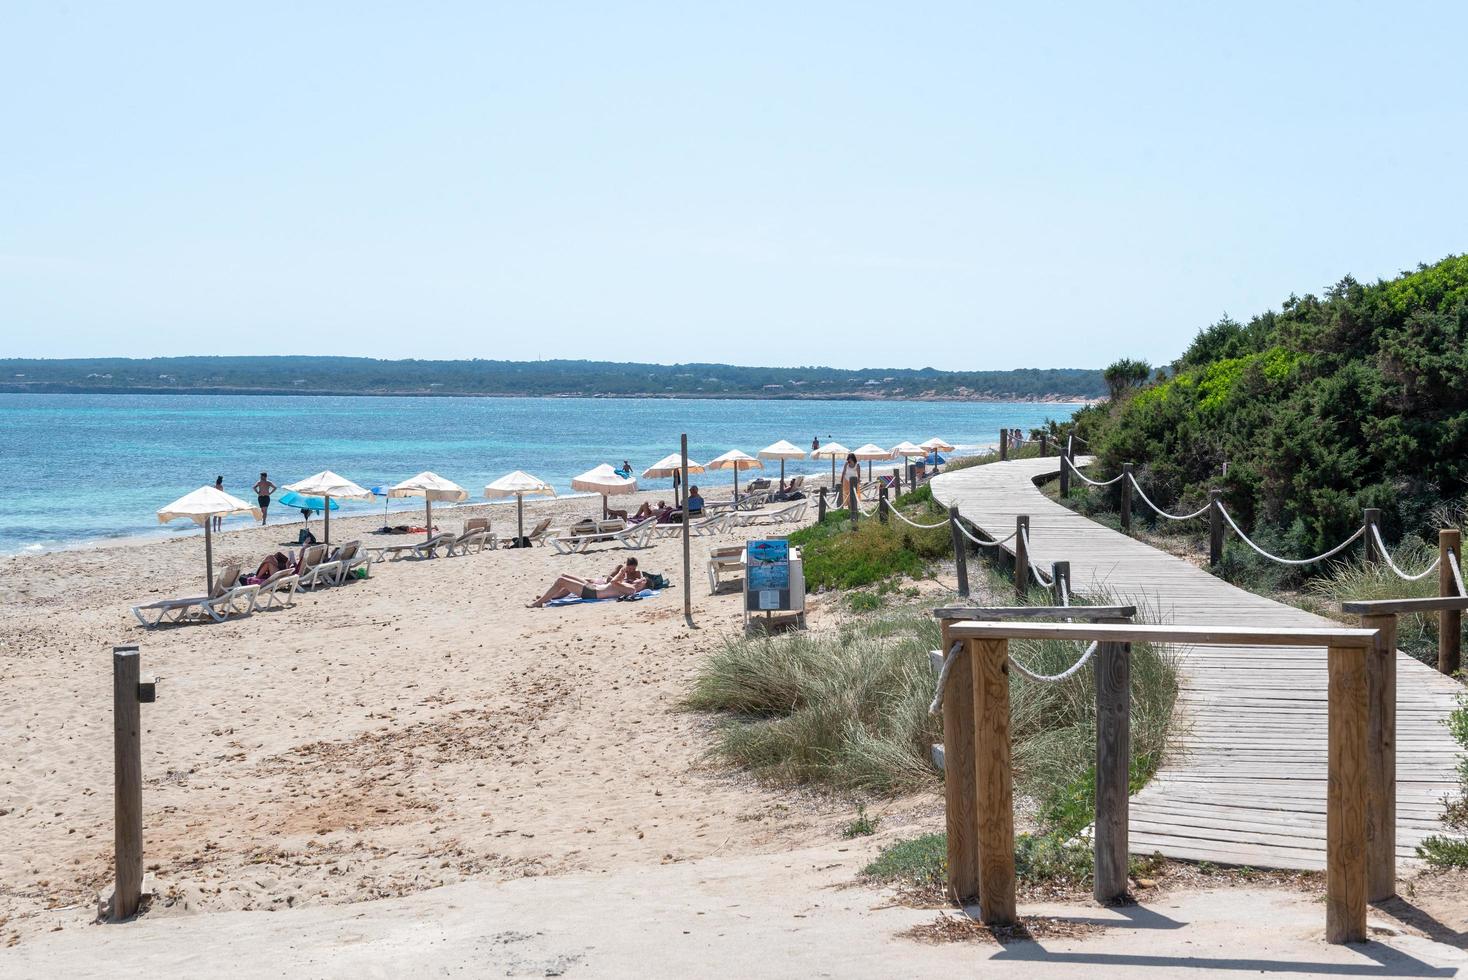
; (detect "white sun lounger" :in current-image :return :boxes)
[707,545,744,593]
[651,513,726,538]
[297,544,338,589]
[131,565,258,627]
[251,569,300,611]
[413,532,458,559]
[454,527,496,554]
[549,521,655,555]
[725,500,809,528]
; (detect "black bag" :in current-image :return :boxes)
[644,572,669,589]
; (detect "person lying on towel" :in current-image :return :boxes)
[529,557,648,607]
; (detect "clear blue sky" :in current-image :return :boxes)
[2,2,1464,369]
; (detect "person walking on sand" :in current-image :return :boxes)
[212,476,225,532]
[840,452,860,508]
[253,471,276,525]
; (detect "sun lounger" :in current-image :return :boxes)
[455,526,497,554]
[298,544,340,589]
[368,541,419,562]
[707,545,744,593]
[251,569,300,610]
[549,520,655,555]
[131,565,258,626]
[651,512,726,538]
[413,532,458,559]
[725,500,809,528]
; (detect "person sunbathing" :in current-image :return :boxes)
[632,501,656,521]
[530,559,648,607]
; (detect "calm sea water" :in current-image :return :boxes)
[0,394,1081,553]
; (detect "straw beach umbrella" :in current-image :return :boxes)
[485,470,555,542]
[757,439,806,486]
[643,453,704,504]
[852,443,894,483]
[571,464,637,519]
[706,449,763,499]
[891,441,928,485]
[809,441,851,488]
[156,486,262,593]
[283,470,372,546]
[389,472,469,542]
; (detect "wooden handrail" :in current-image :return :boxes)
[932,604,1136,621]
[1342,595,1468,615]
[948,621,1377,648]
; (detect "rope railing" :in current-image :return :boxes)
[1368,524,1442,581]
[888,506,952,531]
[1007,641,1099,683]
[929,641,964,714]
[1063,455,1125,487]
[1217,504,1365,566]
[1019,527,1054,587]
[1126,472,1211,521]
[955,519,1017,549]
[1452,549,1466,599]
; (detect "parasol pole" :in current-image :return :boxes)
[517,493,525,542]
[425,498,433,543]
[602,492,608,520]
[324,494,331,547]
[204,519,214,594]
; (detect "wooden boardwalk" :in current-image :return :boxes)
[931,456,1464,871]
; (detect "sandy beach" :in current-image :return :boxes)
[0,489,945,946]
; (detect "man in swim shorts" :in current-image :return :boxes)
[253,471,276,525]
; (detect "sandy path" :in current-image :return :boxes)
[0,491,907,945]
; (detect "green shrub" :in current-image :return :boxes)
[788,506,952,590]
[862,832,947,890]
[1418,690,1468,867]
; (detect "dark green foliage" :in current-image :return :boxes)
[1086,255,1468,555]
[1102,358,1153,402]
[0,356,1107,400]
[862,832,948,889]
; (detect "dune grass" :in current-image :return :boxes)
[1305,541,1441,665]
[787,502,952,591]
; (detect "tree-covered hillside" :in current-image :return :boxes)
[0,356,1103,401]
[1073,254,1468,553]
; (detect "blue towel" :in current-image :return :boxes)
[545,588,661,607]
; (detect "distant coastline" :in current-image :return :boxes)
[0,383,1098,403]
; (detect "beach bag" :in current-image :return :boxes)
[297,528,317,546]
[644,572,669,590]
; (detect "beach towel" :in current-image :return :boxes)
[545,589,661,607]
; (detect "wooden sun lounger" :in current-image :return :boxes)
[707,545,744,593]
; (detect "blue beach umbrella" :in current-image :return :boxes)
[925,452,946,466]
[277,490,340,517]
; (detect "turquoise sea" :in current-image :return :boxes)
[0,394,1081,553]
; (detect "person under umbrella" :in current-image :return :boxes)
[642,453,705,506]
[571,464,636,519]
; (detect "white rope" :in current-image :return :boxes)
[1369,524,1441,581]
[1452,549,1466,598]
[929,641,964,715]
[1217,504,1366,566]
[1126,473,1211,521]
[1059,576,1070,607]
[1019,528,1054,587]
[888,506,951,530]
[955,519,1017,549]
[1008,641,1099,683]
[1064,456,1124,487]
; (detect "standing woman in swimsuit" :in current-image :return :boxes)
[213,476,225,532]
[253,471,276,525]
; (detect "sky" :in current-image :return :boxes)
[2,2,1465,370]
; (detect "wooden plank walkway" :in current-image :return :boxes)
[931,455,1464,871]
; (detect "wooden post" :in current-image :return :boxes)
[999,429,1009,461]
[1014,516,1030,596]
[1094,640,1131,904]
[204,520,214,594]
[940,621,981,904]
[1051,561,1070,606]
[113,645,144,921]
[848,477,860,528]
[971,638,1016,925]
[1039,433,1049,457]
[1363,509,1381,563]
[816,487,827,523]
[949,507,969,599]
[1326,644,1369,944]
[1058,440,1071,498]
[681,435,694,629]
[1209,490,1224,566]
[1120,463,1133,534]
[1360,613,1396,902]
[878,483,889,524]
[1440,529,1461,676]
